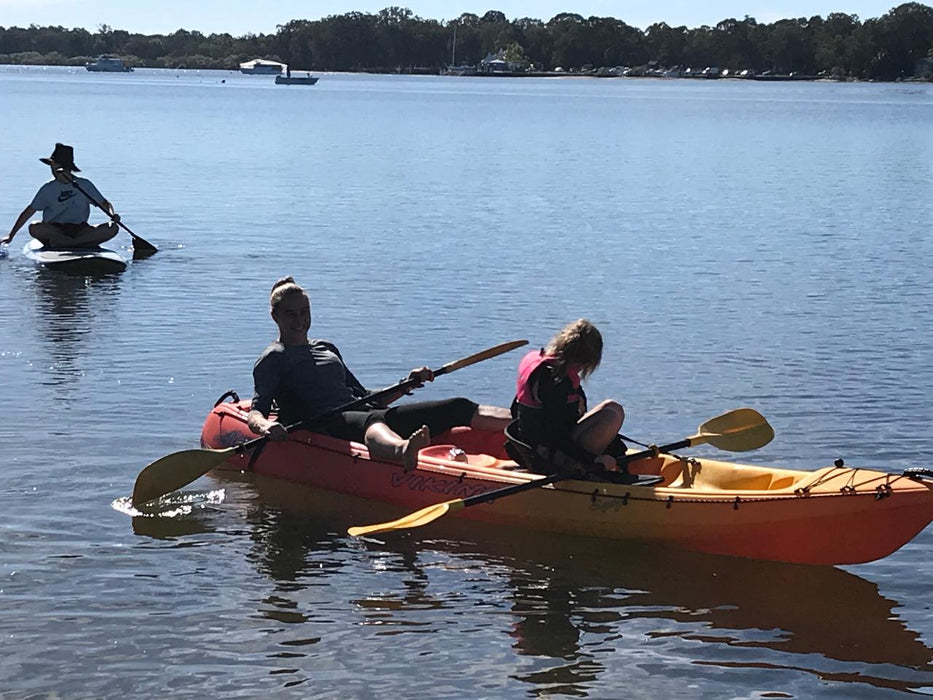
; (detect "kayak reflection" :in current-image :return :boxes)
[230,473,933,682]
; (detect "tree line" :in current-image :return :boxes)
[2,3,932,81]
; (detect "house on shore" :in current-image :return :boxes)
[480,50,517,73]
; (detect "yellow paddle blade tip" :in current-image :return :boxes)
[348,500,464,537]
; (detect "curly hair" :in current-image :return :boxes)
[269,276,307,313]
[545,318,603,378]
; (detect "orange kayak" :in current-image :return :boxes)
[201,399,933,566]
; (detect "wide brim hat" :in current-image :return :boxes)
[39,142,80,172]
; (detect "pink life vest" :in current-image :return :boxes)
[514,349,582,408]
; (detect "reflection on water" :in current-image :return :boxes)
[135,472,933,696]
[123,490,226,538]
[28,267,123,391]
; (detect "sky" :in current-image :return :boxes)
[0,0,903,36]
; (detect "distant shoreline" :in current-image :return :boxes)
[3,63,931,84]
[2,7,932,84]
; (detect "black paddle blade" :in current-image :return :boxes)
[131,447,234,507]
[132,243,158,260]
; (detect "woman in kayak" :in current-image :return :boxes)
[247,277,511,471]
[509,319,626,476]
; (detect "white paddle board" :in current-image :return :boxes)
[23,238,127,274]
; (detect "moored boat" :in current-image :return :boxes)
[239,58,286,75]
[85,55,133,72]
[275,73,319,85]
[200,397,933,566]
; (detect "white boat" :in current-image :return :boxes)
[85,55,133,72]
[23,239,127,274]
[239,59,286,75]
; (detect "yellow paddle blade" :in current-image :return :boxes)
[131,447,235,508]
[348,499,466,537]
[692,407,774,452]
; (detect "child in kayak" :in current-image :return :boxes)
[509,318,628,478]
[2,143,120,250]
[247,277,511,471]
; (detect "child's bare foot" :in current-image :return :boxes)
[400,425,430,472]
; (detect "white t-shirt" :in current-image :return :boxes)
[29,177,105,224]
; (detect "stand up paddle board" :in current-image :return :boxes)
[23,238,127,274]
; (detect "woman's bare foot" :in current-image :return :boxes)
[400,425,431,472]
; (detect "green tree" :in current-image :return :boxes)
[872,2,933,78]
[762,18,815,73]
[645,22,688,67]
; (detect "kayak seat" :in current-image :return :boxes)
[666,458,805,491]
[433,426,513,460]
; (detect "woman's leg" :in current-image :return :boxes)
[363,421,430,472]
[365,400,509,471]
[384,398,478,436]
[28,222,116,248]
[571,400,624,455]
[73,222,118,246]
[28,222,72,247]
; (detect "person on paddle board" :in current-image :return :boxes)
[247,277,511,471]
[2,143,121,249]
[509,319,628,478]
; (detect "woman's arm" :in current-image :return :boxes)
[98,197,121,222]
[375,366,434,407]
[247,408,288,440]
[2,206,36,244]
[249,349,288,439]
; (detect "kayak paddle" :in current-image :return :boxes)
[131,339,528,508]
[346,407,774,537]
[57,169,158,257]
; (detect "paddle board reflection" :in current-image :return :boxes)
[29,267,122,391]
[214,473,933,694]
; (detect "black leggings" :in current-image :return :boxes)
[320,398,478,443]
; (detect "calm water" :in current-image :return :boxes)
[1,65,932,697]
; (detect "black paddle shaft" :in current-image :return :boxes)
[618,438,691,465]
[461,436,695,508]
[227,340,529,458]
[57,169,158,253]
[233,370,445,456]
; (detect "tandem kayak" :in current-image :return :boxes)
[23,238,127,274]
[200,398,933,566]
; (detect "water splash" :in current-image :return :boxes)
[111,488,225,517]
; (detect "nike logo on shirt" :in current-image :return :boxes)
[58,190,76,203]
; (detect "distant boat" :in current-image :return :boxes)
[275,71,318,86]
[442,24,478,76]
[751,72,819,81]
[239,59,286,75]
[85,55,133,72]
[442,65,477,76]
